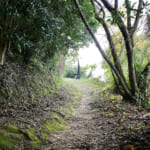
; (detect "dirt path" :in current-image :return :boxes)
[46,86,100,150]
[45,80,150,150]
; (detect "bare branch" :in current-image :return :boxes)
[94,0,105,19]
[132,0,143,34]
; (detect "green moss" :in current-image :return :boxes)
[52,113,63,122]
[0,130,21,148]
[63,101,77,117]
[6,125,19,133]
[41,117,69,140]
[23,127,41,148]
[0,130,14,148]
[44,120,68,133]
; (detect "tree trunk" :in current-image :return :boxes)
[0,43,7,65]
[122,30,138,93]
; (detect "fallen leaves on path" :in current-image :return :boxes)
[46,87,150,150]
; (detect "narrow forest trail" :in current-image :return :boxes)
[45,79,150,150]
[45,79,101,150]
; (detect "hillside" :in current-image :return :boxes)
[0,63,82,149]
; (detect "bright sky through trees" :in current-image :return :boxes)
[78,29,106,78]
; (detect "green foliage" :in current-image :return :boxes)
[0,0,98,66]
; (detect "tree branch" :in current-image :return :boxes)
[74,0,132,98]
[125,0,132,31]
[132,0,143,34]
[94,0,105,19]
[99,0,114,12]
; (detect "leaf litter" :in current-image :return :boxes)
[45,84,150,150]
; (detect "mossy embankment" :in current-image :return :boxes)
[0,63,83,149]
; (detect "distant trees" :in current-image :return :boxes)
[64,64,87,79]
[74,0,150,104]
[64,57,97,79]
[0,0,97,66]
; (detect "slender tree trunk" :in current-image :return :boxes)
[0,43,7,65]
[76,59,80,79]
[122,32,138,93]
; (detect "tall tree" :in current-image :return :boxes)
[74,0,150,103]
